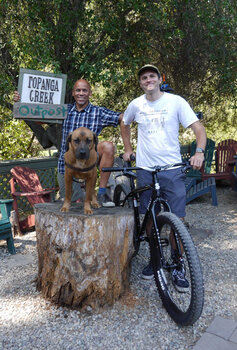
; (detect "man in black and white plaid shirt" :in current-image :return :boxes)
[57,79,123,207]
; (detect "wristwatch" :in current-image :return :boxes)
[196,147,205,153]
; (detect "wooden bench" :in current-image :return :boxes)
[184,177,197,192]
[0,199,16,254]
[186,177,218,206]
[181,140,218,206]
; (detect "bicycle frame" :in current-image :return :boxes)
[124,170,183,269]
[104,160,189,267]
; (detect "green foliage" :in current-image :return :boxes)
[0,108,42,160]
[0,0,236,159]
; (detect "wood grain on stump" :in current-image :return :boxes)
[34,202,134,309]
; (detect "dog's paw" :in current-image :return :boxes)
[92,200,100,208]
[84,202,93,215]
[84,208,93,215]
[60,206,69,212]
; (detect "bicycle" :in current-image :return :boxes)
[102,157,204,326]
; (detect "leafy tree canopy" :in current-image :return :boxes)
[0,0,236,159]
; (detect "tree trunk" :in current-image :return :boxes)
[34,202,134,310]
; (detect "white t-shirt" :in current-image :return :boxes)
[123,92,198,167]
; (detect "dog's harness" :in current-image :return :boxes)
[65,153,99,172]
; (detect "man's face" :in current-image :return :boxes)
[72,80,91,109]
[139,70,162,93]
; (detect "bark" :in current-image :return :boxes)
[35,202,134,310]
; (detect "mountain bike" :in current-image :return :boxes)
[102,157,204,326]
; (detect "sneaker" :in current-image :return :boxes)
[171,258,189,293]
[141,260,154,280]
[97,193,115,208]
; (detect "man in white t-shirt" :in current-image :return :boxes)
[121,64,207,291]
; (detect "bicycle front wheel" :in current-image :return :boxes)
[149,212,204,326]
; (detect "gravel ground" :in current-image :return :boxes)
[0,184,237,350]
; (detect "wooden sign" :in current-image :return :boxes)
[14,68,67,123]
[13,102,68,122]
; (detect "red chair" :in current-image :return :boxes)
[202,139,237,182]
[9,166,56,235]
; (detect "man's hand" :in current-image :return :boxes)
[189,152,204,170]
[123,151,136,162]
[13,91,20,102]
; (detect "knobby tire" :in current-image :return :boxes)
[149,212,204,326]
[113,183,140,255]
[113,184,132,208]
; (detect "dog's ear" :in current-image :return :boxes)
[65,133,72,152]
[93,133,98,152]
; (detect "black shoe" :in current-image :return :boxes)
[171,258,189,293]
[141,260,154,280]
[97,193,115,208]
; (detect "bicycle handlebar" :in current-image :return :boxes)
[102,161,191,173]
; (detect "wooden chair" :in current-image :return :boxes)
[230,155,237,192]
[189,138,216,179]
[9,166,56,235]
[0,199,16,254]
[181,139,218,206]
[186,178,218,206]
[202,139,237,182]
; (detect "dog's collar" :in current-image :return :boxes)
[65,153,99,172]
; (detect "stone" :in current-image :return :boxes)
[189,226,213,245]
[34,202,134,310]
[207,316,237,340]
[6,253,35,268]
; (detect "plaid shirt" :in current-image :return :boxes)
[58,102,120,174]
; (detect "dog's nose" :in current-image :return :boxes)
[78,149,87,159]
[75,147,89,160]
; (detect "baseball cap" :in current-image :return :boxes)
[138,64,161,78]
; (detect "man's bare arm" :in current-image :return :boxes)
[120,120,134,161]
[189,121,207,170]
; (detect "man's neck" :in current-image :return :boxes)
[75,101,89,112]
[145,90,164,102]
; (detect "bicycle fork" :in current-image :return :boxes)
[151,173,183,269]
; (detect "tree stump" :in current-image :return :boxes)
[34,202,134,309]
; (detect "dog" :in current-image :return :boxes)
[60,127,100,215]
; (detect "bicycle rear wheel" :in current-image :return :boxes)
[113,184,133,208]
[149,212,204,326]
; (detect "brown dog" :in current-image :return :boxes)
[60,127,100,215]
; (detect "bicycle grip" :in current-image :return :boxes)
[102,167,124,172]
[102,167,114,172]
